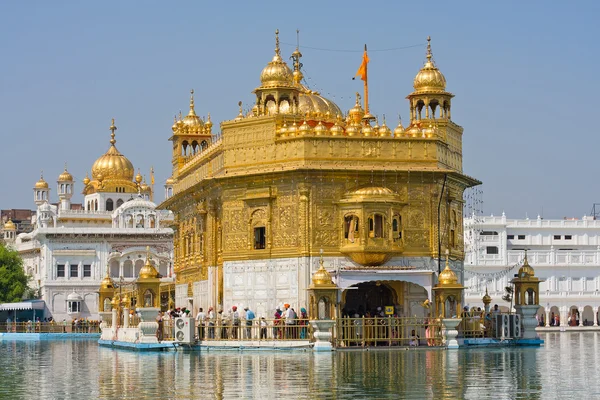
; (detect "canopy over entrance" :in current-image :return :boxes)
[0,300,45,311]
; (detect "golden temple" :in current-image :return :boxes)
[159,32,480,317]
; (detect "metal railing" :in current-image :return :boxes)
[335,317,443,347]
[458,315,487,338]
[163,318,312,342]
[0,321,101,334]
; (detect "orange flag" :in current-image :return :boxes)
[354,48,369,81]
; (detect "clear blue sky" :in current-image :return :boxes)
[1,1,598,219]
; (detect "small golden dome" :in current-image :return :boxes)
[58,166,73,182]
[438,258,458,285]
[140,183,149,192]
[311,257,336,287]
[137,247,160,281]
[135,170,143,184]
[165,176,175,185]
[345,123,359,136]
[361,124,374,137]
[121,293,130,307]
[313,121,327,136]
[298,119,312,135]
[517,252,535,278]
[100,273,114,290]
[205,113,213,130]
[279,122,289,137]
[287,122,298,136]
[34,173,49,189]
[406,123,421,137]
[182,90,204,129]
[348,94,365,124]
[259,30,294,88]
[91,119,135,182]
[83,173,90,186]
[3,219,16,231]
[413,37,447,92]
[330,117,344,136]
[394,118,405,136]
[171,115,178,132]
[482,287,492,305]
[379,119,392,137]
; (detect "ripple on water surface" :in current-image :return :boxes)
[1,333,600,399]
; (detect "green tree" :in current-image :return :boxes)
[0,242,29,303]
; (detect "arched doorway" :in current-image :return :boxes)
[343,281,397,316]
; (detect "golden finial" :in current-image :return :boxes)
[146,246,151,262]
[109,118,117,145]
[355,92,361,105]
[275,29,281,57]
[188,89,197,116]
[40,170,44,180]
[178,110,182,121]
[426,36,434,64]
[237,101,244,119]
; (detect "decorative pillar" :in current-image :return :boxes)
[545,309,550,327]
[578,307,584,327]
[307,255,340,351]
[134,247,161,344]
[482,287,491,314]
[512,251,541,340]
[432,253,464,349]
[594,306,599,327]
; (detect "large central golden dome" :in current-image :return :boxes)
[91,119,134,182]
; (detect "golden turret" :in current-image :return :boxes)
[58,165,73,182]
[34,172,49,189]
[413,36,447,93]
[482,287,492,306]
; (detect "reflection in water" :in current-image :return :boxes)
[0,333,599,399]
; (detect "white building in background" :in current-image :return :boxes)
[5,120,174,321]
[464,213,600,327]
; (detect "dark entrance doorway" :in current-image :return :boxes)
[344,281,396,316]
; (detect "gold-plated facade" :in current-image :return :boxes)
[160,33,480,307]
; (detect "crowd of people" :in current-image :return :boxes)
[155,304,309,342]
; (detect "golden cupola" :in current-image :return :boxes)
[259,29,294,89]
[3,219,16,231]
[438,257,459,285]
[413,36,447,93]
[91,119,135,182]
[348,93,366,124]
[181,89,204,132]
[517,251,535,278]
[34,173,49,189]
[58,166,73,182]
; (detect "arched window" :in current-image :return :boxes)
[201,140,208,150]
[94,199,98,211]
[344,215,359,243]
[392,214,402,242]
[106,199,114,211]
[143,289,154,307]
[368,213,386,238]
[116,199,124,208]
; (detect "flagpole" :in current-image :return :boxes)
[364,44,369,118]
[363,44,374,120]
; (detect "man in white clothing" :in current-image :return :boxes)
[196,308,206,340]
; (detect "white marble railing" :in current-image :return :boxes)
[507,250,599,266]
[466,216,600,228]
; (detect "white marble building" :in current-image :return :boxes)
[7,120,174,321]
[464,213,600,327]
